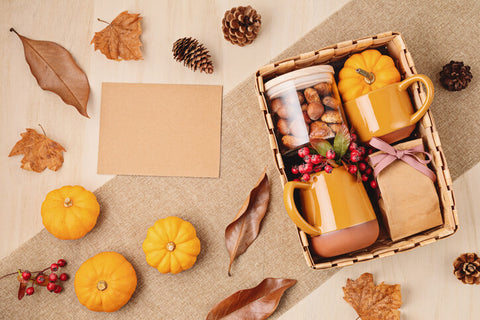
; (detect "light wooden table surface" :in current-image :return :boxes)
[1,1,479,319]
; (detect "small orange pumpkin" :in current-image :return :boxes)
[41,185,100,240]
[142,216,201,274]
[74,252,137,312]
[338,49,401,102]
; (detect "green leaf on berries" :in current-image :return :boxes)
[333,125,351,160]
[311,140,333,158]
[327,159,339,168]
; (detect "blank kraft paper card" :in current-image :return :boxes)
[98,83,223,177]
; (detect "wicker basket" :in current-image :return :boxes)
[254,31,458,269]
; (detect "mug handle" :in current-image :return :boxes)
[283,181,322,236]
[397,74,434,125]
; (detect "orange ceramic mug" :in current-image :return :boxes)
[344,74,434,143]
[283,167,379,257]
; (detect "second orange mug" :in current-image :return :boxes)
[344,74,434,143]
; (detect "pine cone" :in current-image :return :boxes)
[222,6,261,46]
[453,253,480,285]
[439,61,473,91]
[172,37,213,74]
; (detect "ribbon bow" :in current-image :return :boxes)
[368,137,436,182]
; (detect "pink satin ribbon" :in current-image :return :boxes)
[368,137,436,182]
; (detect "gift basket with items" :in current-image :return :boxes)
[255,32,458,269]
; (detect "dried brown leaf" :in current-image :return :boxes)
[10,28,90,118]
[17,276,28,300]
[343,273,402,320]
[225,169,269,276]
[91,11,143,61]
[206,278,296,320]
[9,128,66,172]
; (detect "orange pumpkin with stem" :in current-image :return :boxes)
[338,49,401,102]
[74,252,137,312]
[142,216,201,274]
[41,185,100,240]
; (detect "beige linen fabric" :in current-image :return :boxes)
[1,0,479,318]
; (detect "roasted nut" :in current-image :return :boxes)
[307,102,325,121]
[277,105,303,120]
[277,118,290,135]
[309,121,334,140]
[329,123,343,134]
[323,96,341,110]
[282,135,300,149]
[321,110,342,124]
[313,82,332,96]
[304,87,321,104]
[270,98,284,113]
[277,107,289,119]
[297,91,305,104]
[289,117,308,138]
[303,111,312,125]
[283,92,300,107]
[301,103,308,112]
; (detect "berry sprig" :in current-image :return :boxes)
[0,259,69,300]
[289,127,377,189]
[291,147,332,181]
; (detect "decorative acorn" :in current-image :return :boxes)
[172,37,213,74]
[453,253,480,285]
[439,61,473,91]
[222,5,261,46]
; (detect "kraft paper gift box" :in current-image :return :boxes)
[369,138,443,241]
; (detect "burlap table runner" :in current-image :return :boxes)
[1,0,479,318]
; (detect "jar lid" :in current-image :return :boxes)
[264,65,335,99]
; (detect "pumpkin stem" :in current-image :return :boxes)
[63,198,73,208]
[166,241,176,252]
[97,280,108,291]
[355,68,376,85]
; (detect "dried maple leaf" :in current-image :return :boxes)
[343,273,402,320]
[206,278,296,320]
[91,11,143,61]
[9,127,66,173]
[225,169,270,276]
[10,28,90,118]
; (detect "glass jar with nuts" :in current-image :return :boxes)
[264,65,346,154]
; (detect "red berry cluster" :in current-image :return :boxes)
[291,147,329,182]
[3,259,69,299]
[290,134,377,189]
[344,135,377,189]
